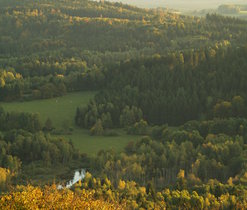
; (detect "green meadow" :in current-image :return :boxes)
[1,91,140,155]
[1,91,95,128]
[65,128,140,154]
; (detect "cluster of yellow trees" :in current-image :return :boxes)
[0,168,11,191]
[74,172,247,209]
[0,69,22,88]
[1,173,247,209]
[0,185,125,209]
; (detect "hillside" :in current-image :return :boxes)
[0,0,247,77]
[1,0,247,209]
[0,0,247,102]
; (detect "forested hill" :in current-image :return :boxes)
[75,45,247,127]
[2,1,247,209]
[1,0,247,75]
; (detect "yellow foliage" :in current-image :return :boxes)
[0,168,10,185]
[56,74,64,79]
[139,187,146,195]
[177,169,185,179]
[5,72,15,81]
[118,179,126,191]
[84,172,92,181]
[0,185,125,209]
[15,73,22,79]
[0,78,5,87]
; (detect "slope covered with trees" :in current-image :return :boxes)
[76,45,247,128]
[0,0,247,101]
[1,0,247,209]
[0,106,83,191]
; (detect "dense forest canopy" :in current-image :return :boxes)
[1,0,247,209]
[75,46,247,128]
[0,0,247,102]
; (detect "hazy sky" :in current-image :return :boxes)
[104,0,247,11]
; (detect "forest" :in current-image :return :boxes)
[1,0,247,209]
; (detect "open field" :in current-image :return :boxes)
[1,91,141,154]
[1,91,95,128]
[65,129,141,155]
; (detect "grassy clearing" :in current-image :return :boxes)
[1,91,141,154]
[1,91,95,128]
[65,128,141,155]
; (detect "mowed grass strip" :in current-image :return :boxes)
[1,91,141,154]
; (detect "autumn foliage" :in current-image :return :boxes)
[0,185,125,210]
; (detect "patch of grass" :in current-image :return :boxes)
[1,91,141,155]
[1,91,95,128]
[65,128,141,155]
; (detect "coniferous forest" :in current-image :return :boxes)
[1,0,247,209]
